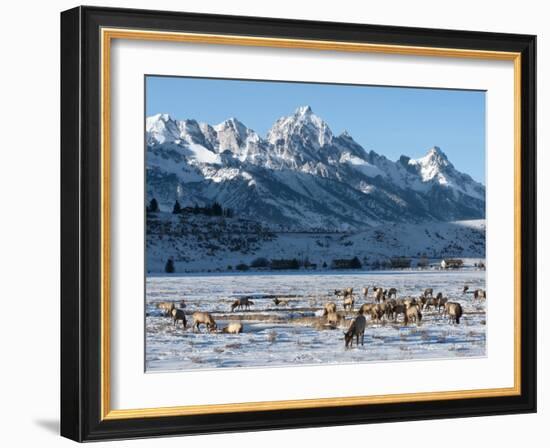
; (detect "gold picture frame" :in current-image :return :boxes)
[61,6,536,441]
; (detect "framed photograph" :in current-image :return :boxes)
[60,6,536,442]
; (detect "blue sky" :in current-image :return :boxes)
[146,76,486,183]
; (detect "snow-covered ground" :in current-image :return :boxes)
[146,270,486,372]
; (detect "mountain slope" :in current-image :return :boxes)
[146,106,485,230]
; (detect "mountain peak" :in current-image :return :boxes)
[149,113,172,123]
[267,106,333,149]
[425,146,448,160]
[215,117,248,132]
[294,105,313,116]
[146,113,179,144]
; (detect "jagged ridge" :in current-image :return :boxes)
[146,106,485,230]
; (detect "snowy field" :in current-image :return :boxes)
[145,270,486,372]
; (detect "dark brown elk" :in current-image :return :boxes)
[445,302,463,324]
[391,303,406,321]
[417,295,427,310]
[423,288,433,298]
[344,315,366,348]
[463,285,469,294]
[424,297,436,311]
[231,297,254,312]
[384,301,398,320]
[192,312,217,332]
[171,308,187,328]
[387,287,397,299]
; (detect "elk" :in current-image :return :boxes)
[325,311,343,327]
[335,287,354,299]
[357,303,375,316]
[343,295,355,311]
[435,295,448,313]
[322,302,337,316]
[391,303,406,322]
[424,297,436,311]
[171,308,187,328]
[387,287,397,299]
[369,303,386,323]
[403,304,422,325]
[157,301,175,316]
[344,315,366,348]
[222,322,243,334]
[417,295,427,310]
[273,298,289,306]
[474,289,486,301]
[423,288,433,298]
[362,287,369,298]
[463,285,470,294]
[231,297,254,312]
[192,311,217,332]
[374,288,385,303]
[445,302,463,324]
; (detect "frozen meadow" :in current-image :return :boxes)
[145,270,486,372]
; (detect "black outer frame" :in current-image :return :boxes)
[60,5,537,442]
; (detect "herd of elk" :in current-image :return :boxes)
[154,299,250,335]
[322,281,482,347]
[155,282,482,350]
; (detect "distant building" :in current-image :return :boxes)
[441,258,464,269]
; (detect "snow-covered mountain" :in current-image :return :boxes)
[146,106,485,230]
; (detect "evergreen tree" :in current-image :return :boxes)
[212,201,223,216]
[172,200,182,214]
[165,258,175,273]
[147,198,159,213]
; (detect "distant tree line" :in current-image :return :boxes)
[331,257,362,269]
[147,197,234,218]
[176,200,234,217]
